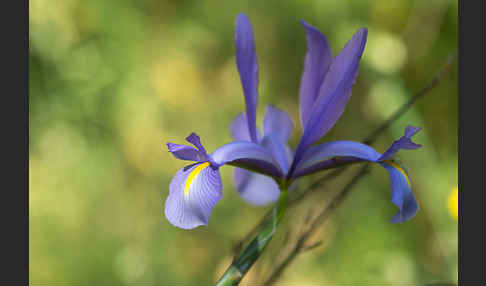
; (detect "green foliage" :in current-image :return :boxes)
[30,0,457,285]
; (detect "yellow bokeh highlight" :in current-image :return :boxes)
[365,30,407,74]
[447,187,458,220]
[151,52,205,110]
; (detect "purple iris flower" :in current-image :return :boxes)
[164,13,422,230]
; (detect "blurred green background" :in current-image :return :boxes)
[29,0,457,285]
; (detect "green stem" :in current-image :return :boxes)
[216,189,288,286]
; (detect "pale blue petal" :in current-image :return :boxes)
[230,113,262,142]
[263,105,293,143]
[164,163,222,229]
[261,135,292,175]
[233,167,280,206]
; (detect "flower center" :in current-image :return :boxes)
[184,162,211,197]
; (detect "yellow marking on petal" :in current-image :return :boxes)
[184,162,210,197]
[383,160,410,186]
[448,187,458,220]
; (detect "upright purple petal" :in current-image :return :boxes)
[167,142,205,161]
[186,132,207,155]
[381,161,419,223]
[164,162,222,229]
[233,167,280,206]
[263,105,294,143]
[235,13,259,143]
[379,126,422,161]
[290,28,368,175]
[210,141,283,178]
[299,21,333,129]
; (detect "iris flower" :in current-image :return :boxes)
[164,13,421,230]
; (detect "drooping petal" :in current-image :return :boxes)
[210,141,283,178]
[380,161,419,223]
[379,126,422,161]
[263,105,294,143]
[293,140,380,177]
[299,21,333,129]
[289,127,421,224]
[292,126,421,178]
[235,13,259,143]
[233,167,280,206]
[167,142,205,161]
[164,162,222,229]
[290,28,368,174]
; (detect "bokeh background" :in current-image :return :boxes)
[29,0,458,285]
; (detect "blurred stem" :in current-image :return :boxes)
[216,188,289,286]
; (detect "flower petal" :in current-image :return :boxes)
[291,28,368,174]
[379,126,422,161]
[164,162,222,229]
[230,113,262,142]
[210,141,283,178]
[230,113,252,141]
[289,127,421,224]
[263,105,294,143]
[299,21,333,129]
[292,126,421,178]
[293,140,380,178]
[167,142,205,161]
[186,132,208,155]
[233,167,280,206]
[235,13,259,143]
[380,161,419,223]
[261,134,292,175]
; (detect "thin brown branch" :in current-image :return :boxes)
[363,51,457,145]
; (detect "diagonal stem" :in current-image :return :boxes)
[362,51,457,145]
[216,189,288,286]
